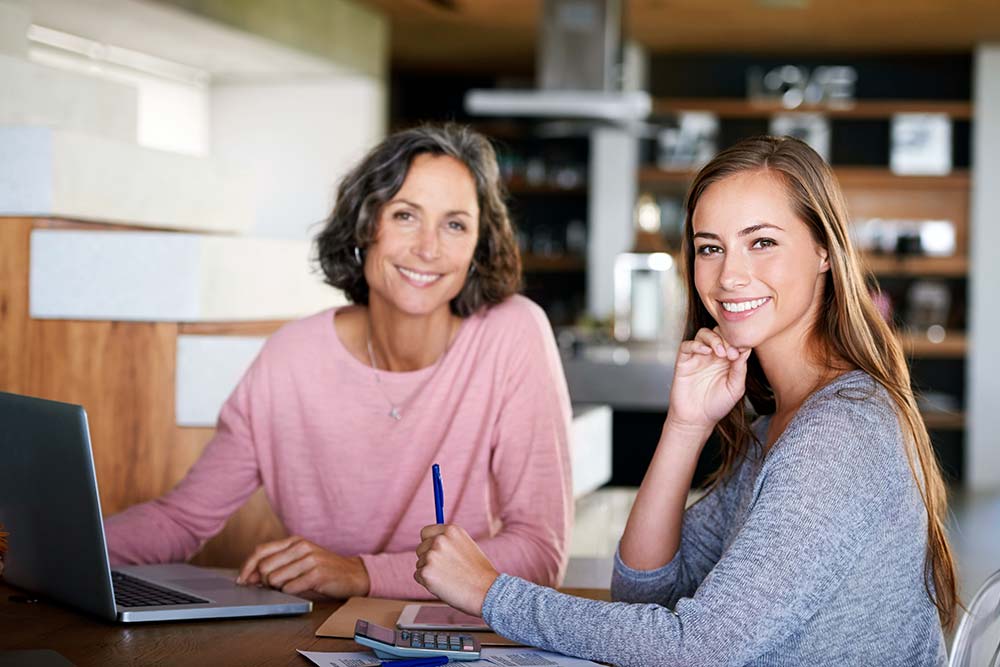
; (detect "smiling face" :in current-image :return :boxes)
[364,153,480,320]
[691,170,829,352]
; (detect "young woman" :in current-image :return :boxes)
[414,136,957,665]
[104,125,573,601]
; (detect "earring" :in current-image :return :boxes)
[468,263,476,277]
[354,246,362,265]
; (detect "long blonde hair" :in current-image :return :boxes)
[682,135,958,630]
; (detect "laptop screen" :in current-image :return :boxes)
[0,391,118,621]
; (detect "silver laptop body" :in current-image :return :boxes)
[0,391,312,622]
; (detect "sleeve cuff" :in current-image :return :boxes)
[481,573,521,628]
[612,542,680,581]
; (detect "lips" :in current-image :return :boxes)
[396,265,442,286]
[717,296,771,321]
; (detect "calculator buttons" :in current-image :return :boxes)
[389,629,478,655]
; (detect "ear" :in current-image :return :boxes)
[818,247,830,273]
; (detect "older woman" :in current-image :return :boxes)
[104,124,574,600]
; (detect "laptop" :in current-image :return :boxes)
[0,391,312,622]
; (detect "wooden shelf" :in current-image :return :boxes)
[834,167,970,190]
[506,176,586,195]
[638,166,971,191]
[651,98,973,120]
[179,321,288,336]
[902,331,966,358]
[468,120,530,141]
[921,411,965,431]
[522,254,586,272]
[637,166,698,188]
[862,254,968,278]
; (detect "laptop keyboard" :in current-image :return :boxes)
[112,571,209,607]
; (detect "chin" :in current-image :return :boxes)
[715,322,764,350]
[393,291,461,318]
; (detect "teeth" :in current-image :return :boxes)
[721,297,769,313]
[398,267,441,284]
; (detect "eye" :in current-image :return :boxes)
[696,244,723,256]
[393,210,415,222]
[752,237,777,249]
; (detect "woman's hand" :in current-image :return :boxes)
[236,536,370,599]
[667,327,751,434]
[414,524,499,617]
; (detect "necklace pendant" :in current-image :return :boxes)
[389,406,402,421]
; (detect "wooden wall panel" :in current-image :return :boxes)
[0,219,32,396]
[27,320,178,516]
[1,217,285,568]
[1,220,180,515]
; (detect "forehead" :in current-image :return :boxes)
[394,153,478,207]
[692,170,800,234]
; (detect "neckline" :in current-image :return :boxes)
[758,369,868,453]
[327,305,471,381]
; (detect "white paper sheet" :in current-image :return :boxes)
[296,647,601,666]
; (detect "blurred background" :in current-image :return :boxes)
[1,0,998,599]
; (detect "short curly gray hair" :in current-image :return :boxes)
[314,123,521,317]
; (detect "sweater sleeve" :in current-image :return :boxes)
[361,300,574,599]
[482,399,902,666]
[103,356,265,565]
[611,477,734,607]
[477,301,574,587]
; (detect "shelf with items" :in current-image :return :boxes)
[505,175,586,196]
[635,98,972,447]
[833,168,970,189]
[650,98,974,121]
[902,331,967,359]
[638,165,970,276]
[637,166,970,191]
[521,253,587,273]
[921,411,966,431]
[485,130,591,324]
[862,254,968,278]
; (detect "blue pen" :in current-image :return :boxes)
[379,657,449,667]
[432,463,445,524]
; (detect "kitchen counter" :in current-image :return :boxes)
[563,343,674,411]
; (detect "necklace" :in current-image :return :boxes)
[365,318,455,422]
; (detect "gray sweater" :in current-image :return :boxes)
[482,370,947,666]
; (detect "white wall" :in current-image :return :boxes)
[587,127,638,319]
[211,75,386,241]
[967,44,1000,490]
[0,1,29,56]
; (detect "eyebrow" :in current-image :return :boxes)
[390,198,473,218]
[693,223,784,240]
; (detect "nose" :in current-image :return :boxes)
[412,222,440,262]
[719,249,751,291]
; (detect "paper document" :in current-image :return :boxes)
[297,652,379,667]
[297,647,601,666]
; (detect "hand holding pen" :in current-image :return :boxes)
[414,464,499,617]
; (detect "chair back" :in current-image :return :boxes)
[949,569,1000,667]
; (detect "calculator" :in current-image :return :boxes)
[354,619,482,661]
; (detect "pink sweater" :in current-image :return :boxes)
[104,296,574,599]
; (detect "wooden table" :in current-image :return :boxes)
[0,581,609,666]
